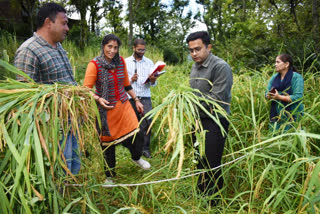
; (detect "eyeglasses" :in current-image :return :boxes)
[188,47,202,54]
[136,49,146,52]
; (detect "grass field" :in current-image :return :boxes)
[0,38,320,213]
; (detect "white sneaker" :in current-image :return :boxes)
[104,177,114,184]
[132,158,151,170]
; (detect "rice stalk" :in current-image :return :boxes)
[0,60,100,212]
[253,162,273,199]
[300,160,320,213]
[143,84,230,177]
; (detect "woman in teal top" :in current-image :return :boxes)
[266,54,304,130]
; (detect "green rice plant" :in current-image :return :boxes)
[2,35,320,212]
[294,43,320,75]
[2,50,9,63]
[222,126,320,212]
[63,40,100,84]
[0,50,15,80]
[136,60,320,213]
[299,160,320,213]
[0,32,19,63]
[0,59,100,213]
[80,59,319,213]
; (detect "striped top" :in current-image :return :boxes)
[125,55,156,97]
[84,56,131,106]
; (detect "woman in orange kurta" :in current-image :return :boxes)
[83,34,151,182]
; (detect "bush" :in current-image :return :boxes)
[163,48,179,65]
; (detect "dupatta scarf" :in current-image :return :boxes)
[96,45,121,136]
[270,69,293,122]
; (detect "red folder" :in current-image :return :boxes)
[144,61,166,84]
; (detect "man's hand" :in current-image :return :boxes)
[136,100,144,114]
[148,73,157,84]
[131,73,138,82]
[98,97,114,110]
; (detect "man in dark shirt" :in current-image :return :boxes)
[186,31,233,204]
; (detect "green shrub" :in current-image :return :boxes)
[163,48,179,65]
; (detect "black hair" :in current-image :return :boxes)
[278,53,298,72]
[37,2,66,30]
[186,31,211,46]
[102,34,122,47]
[133,39,146,47]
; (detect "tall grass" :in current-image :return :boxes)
[0,33,19,80]
[0,32,19,63]
[0,40,320,213]
[146,59,320,213]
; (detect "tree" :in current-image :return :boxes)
[104,0,124,34]
[162,0,195,63]
[312,0,319,53]
[127,0,141,47]
[69,0,92,49]
[88,0,103,33]
[195,0,217,42]
[192,1,299,65]
[16,0,39,35]
[132,0,166,45]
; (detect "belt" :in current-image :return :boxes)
[138,96,151,100]
[130,96,151,100]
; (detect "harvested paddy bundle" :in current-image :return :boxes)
[0,60,98,213]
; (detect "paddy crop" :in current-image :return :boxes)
[0,41,319,213]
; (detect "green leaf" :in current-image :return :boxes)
[0,59,34,82]
[62,197,82,214]
[33,123,46,186]
[0,181,13,214]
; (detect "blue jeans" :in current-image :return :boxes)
[60,132,81,174]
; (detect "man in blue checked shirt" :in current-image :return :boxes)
[14,2,80,175]
[125,39,158,158]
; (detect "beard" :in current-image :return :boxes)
[134,51,144,59]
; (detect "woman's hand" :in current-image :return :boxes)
[267,89,279,100]
[267,89,292,103]
[266,93,271,99]
[98,97,114,110]
[135,100,144,114]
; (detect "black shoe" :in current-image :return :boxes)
[142,150,152,158]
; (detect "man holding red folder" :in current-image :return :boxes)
[125,39,158,158]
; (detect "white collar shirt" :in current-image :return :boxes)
[125,55,156,97]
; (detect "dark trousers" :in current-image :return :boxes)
[101,131,143,177]
[196,117,229,196]
[129,98,152,151]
